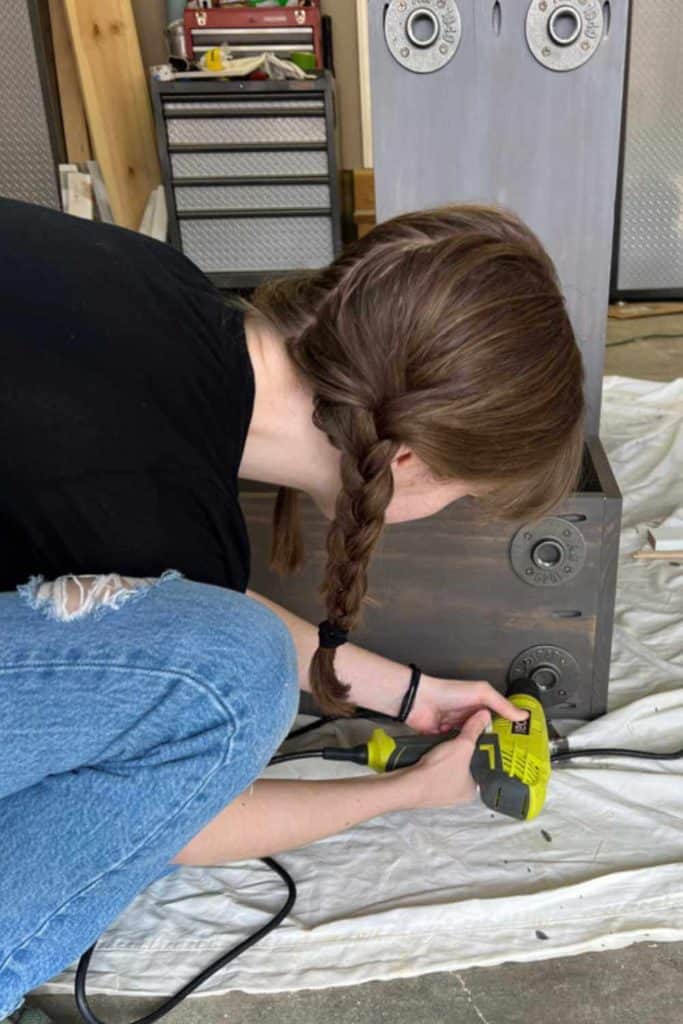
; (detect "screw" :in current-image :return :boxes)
[581,40,590,49]
[437,0,446,7]
[524,532,533,541]
[539,0,547,9]
[559,689,567,697]
[398,1,407,9]
[526,568,534,576]
[400,46,410,57]
[439,43,448,53]
[563,529,571,537]
[542,46,551,56]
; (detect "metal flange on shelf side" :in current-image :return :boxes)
[526,0,605,72]
[509,516,587,587]
[509,644,580,707]
[384,0,462,74]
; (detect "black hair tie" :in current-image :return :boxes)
[397,664,422,722]
[318,620,349,649]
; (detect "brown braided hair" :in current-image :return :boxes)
[241,204,585,716]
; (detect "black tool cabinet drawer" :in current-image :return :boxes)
[152,73,341,289]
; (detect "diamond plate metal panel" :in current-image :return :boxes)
[164,99,324,114]
[180,215,334,272]
[617,1,683,291]
[175,182,330,211]
[0,0,59,208]
[167,116,326,146]
[170,149,329,179]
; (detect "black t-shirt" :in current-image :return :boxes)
[0,199,254,592]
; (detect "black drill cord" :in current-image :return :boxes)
[284,708,392,742]
[285,716,336,740]
[269,749,325,765]
[74,856,296,1024]
[552,745,683,763]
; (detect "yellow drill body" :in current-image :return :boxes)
[358,686,551,821]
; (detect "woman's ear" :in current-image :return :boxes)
[391,446,415,472]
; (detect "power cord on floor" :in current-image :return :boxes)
[74,855,296,1024]
[551,745,683,763]
[73,712,683,1024]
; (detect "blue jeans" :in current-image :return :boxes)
[0,575,299,1015]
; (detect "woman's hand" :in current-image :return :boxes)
[406,674,528,735]
[406,708,493,810]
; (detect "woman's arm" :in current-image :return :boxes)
[247,589,526,732]
[173,709,489,865]
[173,773,413,864]
[248,588,417,719]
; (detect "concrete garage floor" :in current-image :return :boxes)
[31,316,683,1024]
[605,307,683,380]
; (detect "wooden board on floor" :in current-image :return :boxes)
[632,550,683,561]
[63,0,160,230]
[49,0,91,164]
[609,301,683,319]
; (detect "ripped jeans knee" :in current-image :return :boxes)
[18,570,181,622]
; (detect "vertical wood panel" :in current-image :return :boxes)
[48,0,91,164]
[355,0,373,167]
[64,0,161,229]
[321,0,363,169]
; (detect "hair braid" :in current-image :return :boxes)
[310,408,399,715]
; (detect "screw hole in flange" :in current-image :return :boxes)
[548,5,582,47]
[532,540,565,569]
[530,666,560,691]
[406,9,440,48]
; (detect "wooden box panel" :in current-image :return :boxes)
[242,440,621,720]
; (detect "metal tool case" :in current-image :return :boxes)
[182,1,324,67]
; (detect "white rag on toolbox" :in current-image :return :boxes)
[39,376,683,997]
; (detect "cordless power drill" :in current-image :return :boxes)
[321,680,551,820]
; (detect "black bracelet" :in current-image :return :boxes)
[397,664,422,723]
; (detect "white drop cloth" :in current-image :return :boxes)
[38,376,683,998]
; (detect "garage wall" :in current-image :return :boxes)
[131,0,364,170]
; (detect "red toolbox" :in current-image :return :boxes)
[183,3,323,67]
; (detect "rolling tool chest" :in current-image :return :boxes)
[151,71,341,289]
